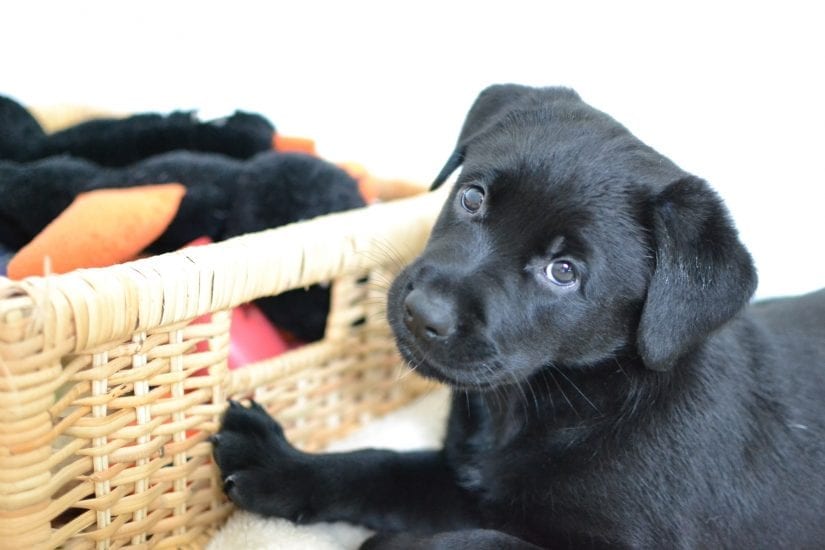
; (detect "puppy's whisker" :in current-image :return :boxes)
[363,284,391,297]
[537,370,557,422]
[354,243,397,269]
[393,363,416,384]
[358,239,410,274]
[508,370,531,419]
[374,239,407,268]
[548,368,579,418]
[552,366,601,415]
[359,303,390,317]
[359,297,390,308]
[377,238,418,271]
[364,308,389,320]
[394,356,422,382]
[365,273,396,290]
[487,365,519,426]
[482,363,507,408]
[524,376,541,415]
[613,358,630,381]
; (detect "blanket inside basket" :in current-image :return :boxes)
[207,388,451,550]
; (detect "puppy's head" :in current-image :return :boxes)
[388,85,756,389]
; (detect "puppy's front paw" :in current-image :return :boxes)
[210,400,312,520]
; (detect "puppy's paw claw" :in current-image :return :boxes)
[223,474,236,494]
[248,399,271,416]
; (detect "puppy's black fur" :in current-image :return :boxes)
[213,85,825,548]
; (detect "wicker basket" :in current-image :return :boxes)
[0,186,447,549]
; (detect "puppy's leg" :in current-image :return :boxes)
[361,529,543,549]
[211,401,480,532]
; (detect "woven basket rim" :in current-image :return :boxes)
[0,187,447,354]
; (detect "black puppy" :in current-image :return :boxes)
[212,85,825,548]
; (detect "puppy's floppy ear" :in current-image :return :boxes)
[430,149,464,190]
[638,176,757,371]
[431,84,535,190]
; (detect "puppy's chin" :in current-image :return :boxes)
[393,337,518,392]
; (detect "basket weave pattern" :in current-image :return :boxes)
[0,190,445,549]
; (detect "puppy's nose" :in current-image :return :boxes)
[403,289,456,340]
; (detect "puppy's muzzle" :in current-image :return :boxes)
[403,288,458,341]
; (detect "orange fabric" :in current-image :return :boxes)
[339,161,369,181]
[339,162,378,203]
[273,134,317,155]
[8,183,186,278]
[339,162,424,203]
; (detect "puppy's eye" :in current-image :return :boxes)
[460,185,485,213]
[545,260,578,286]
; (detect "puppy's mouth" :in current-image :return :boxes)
[392,330,511,391]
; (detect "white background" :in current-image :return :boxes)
[2,1,823,299]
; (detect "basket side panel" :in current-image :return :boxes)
[0,289,233,548]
